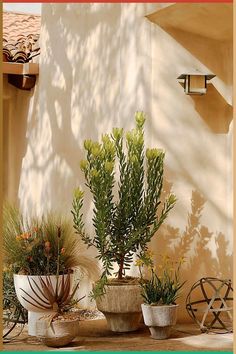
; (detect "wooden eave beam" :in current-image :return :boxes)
[2,62,39,75]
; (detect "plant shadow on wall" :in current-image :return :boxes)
[3,87,33,203]
[155,24,233,133]
[189,84,232,134]
[19,3,150,304]
[171,29,232,85]
[176,82,232,134]
[150,179,232,320]
[19,3,149,216]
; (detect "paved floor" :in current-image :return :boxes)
[3,319,233,351]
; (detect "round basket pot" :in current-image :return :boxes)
[14,274,72,336]
[36,315,79,347]
[96,284,143,332]
[141,303,178,339]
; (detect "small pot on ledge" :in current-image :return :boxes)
[141,303,178,339]
[36,313,80,347]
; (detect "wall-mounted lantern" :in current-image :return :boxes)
[177,71,215,95]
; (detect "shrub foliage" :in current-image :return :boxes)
[72,112,176,296]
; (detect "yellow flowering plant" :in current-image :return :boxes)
[137,252,186,305]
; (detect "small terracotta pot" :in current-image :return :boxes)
[141,303,178,339]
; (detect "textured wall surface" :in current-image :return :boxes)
[3,3,233,322]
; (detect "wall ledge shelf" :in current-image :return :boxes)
[3,62,39,75]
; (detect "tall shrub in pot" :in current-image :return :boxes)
[72,112,176,332]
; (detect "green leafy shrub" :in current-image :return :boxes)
[137,254,185,305]
[72,112,176,297]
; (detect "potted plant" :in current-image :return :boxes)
[3,205,96,336]
[32,261,85,347]
[35,276,83,347]
[72,112,176,332]
[138,253,185,339]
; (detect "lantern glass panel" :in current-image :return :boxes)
[186,75,206,95]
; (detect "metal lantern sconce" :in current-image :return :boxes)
[177,72,215,95]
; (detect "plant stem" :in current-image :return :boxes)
[55,226,61,295]
[139,265,142,279]
[118,256,124,280]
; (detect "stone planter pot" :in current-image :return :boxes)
[96,284,143,332]
[141,303,178,339]
[36,315,80,347]
[14,274,72,336]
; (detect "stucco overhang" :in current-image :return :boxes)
[146,3,233,41]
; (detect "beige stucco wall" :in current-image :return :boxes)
[4,3,233,322]
[3,75,34,203]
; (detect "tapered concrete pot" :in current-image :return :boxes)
[141,303,178,339]
[14,274,72,336]
[36,316,80,347]
[96,284,143,332]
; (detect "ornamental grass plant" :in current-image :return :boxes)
[3,204,96,276]
[72,112,176,297]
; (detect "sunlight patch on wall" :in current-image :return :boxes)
[54,100,62,129]
[52,64,66,90]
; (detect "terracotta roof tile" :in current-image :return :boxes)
[3,12,41,63]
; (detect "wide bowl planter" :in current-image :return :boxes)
[96,284,143,332]
[36,315,80,347]
[141,303,178,339]
[14,274,72,336]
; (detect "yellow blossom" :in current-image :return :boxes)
[179,256,186,264]
[74,188,84,200]
[102,134,110,145]
[112,127,123,140]
[84,139,93,151]
[91,146,101,157]
[135,111,145,128]
[80,160,88,171]
[91,169,99,178]
[135,259,144,267]
[104,161,114,173]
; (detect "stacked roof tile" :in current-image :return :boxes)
[3,12,41,63]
